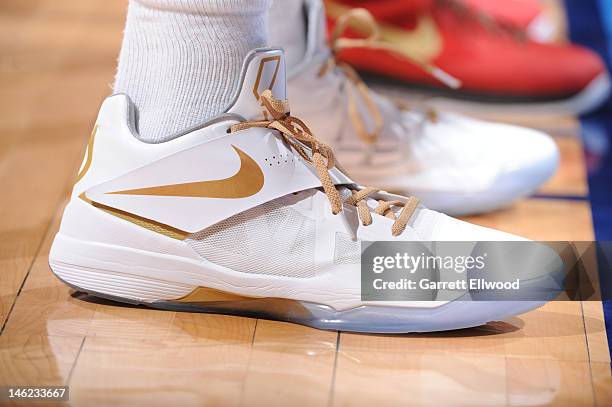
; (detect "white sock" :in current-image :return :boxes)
[268,0,307,70]
[114,0,272,142]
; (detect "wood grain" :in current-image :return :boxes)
[0,0,122,328]
[462,198,593,241]
[0,0,608,406]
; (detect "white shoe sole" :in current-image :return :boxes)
[49,233,549,333]
[374,72,611,117]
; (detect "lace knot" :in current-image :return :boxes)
[229,89,420,236]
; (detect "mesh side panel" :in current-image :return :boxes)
[187,201,316,278]
[334,232,362,265]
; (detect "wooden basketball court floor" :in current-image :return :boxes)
[0,1,611,406]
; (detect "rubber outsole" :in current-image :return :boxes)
[54,271,547,334]
[49,259,549,334]
[369,72,611,117]
[49,233,556,333]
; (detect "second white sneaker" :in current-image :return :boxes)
[286,1,560,216]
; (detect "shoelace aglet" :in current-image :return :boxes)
[428,66,462,89]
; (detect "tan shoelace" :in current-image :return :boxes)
[229,89,420,236]
[319,8,460,146]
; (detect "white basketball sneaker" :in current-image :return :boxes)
[49,48,549,333]
[285,1,560,216]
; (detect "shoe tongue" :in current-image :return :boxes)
[226,48,287,120]
[305,0,330,58]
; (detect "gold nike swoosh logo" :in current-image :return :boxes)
[108,145,264,199]
[325,1,443,64]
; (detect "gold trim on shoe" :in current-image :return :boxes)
[74,125,189,240]
[75,125,98,183]
[173,287,258,303]
[253,55,281,101]
[79,193,189,241]
[167,287,314,320]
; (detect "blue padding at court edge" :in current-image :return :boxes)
[565,0,612,360]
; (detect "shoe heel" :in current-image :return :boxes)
[49,233,195,304]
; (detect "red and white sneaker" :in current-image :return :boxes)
[325,0,610,115]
